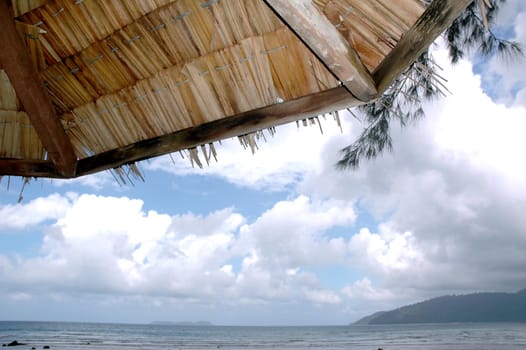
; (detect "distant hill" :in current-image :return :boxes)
[150,321,214,326]
[355,289,526,324]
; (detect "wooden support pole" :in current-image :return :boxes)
[0,159,64,178]
[263,0,377,102]
[0,1,77,177]
[373,0,473,95]
[76,86,362,177]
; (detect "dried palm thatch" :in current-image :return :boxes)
[0,0,471,179]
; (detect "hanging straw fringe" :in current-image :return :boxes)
[18,177,31,203]
[187,147,203,168]
[109,162,145,186]
[104,112,345,181]
[238,133,259,154]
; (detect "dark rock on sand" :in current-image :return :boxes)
[7,341,26,347]
[43,346,50,349]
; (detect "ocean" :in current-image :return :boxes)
[1,321,525,350]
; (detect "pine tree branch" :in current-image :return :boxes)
[337,0,522,170]
[337,52,441,169]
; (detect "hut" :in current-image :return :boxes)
[0,0,470,179]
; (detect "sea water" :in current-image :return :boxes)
[1,321,525,350]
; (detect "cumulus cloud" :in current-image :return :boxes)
[49,172,115,190]
[303,288,342,304]
[0,194,241,298]
[236,195,355,269]
[228,196,356,302]
[341,278,395,301]
[0,194,74,230]
[0,194,357,307]
[298,45,526,299]
[347,228,424,275]
[169,209,244,238]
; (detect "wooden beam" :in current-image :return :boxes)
[373,0,473,95]
[0,1,77,177]
[0,159,63,178]
[76,86,362,177]
[263,0,377,102]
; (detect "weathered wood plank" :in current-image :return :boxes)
[0,1,77,177]
[0,159,63,178]
[76,86,362,176]
[373,0,472,95]
[263,0,377,102]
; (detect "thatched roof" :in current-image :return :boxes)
[0,0,470,179]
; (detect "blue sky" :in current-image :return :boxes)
[1,2,526,326]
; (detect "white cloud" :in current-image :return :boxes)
[341,278,395,301]
[0,193,73,230]
[0,194,236,297]
[169,209,245,238]
[235,195,355,270]
[303,288,342,304]
[0,194,358,307]
[49,172,115,190]
[434,55,526,184]
[348,227,424,274]
[298,44,526,298]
